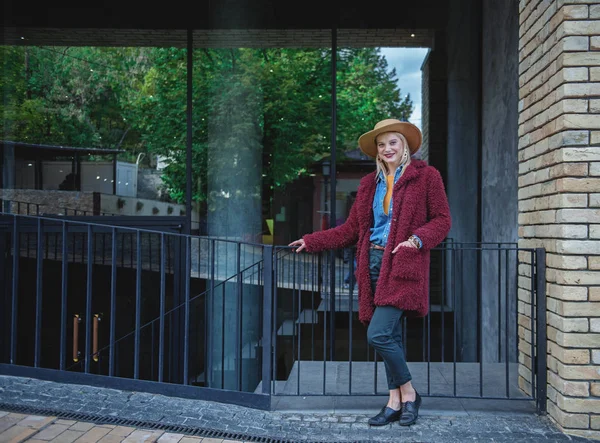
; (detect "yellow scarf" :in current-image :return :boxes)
[383,174,394,215]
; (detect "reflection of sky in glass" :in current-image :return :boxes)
[380,48,430,131]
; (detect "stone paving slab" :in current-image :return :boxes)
[0,412,203,443]
[0,375,596,442]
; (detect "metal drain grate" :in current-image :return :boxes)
[0,402,294,442]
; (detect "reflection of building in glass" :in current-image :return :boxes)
[0,140,195,220]
[1,140,123,193]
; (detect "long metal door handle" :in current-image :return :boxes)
[73,314,81,362]
[93,314,100,362]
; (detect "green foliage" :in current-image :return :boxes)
[1,47,132,152]
[2,45,413,204]
[336,48,413,150]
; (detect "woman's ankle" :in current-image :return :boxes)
[386,399,401,410]
[386,389,402,410]
[400,384,416,401]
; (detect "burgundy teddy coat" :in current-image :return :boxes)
[302,159,451,324]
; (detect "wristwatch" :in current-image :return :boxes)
[408,235,422,249]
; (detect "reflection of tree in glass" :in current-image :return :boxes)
[1,46,413,208]
[1,46,135,150]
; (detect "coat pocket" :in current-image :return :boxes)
[391,246,424,281]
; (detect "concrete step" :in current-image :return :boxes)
[277,309,320,336]
[273,360,527,398]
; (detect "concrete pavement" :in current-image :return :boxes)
[0,375,596,442]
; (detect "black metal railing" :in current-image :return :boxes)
[1,198,120,217]
[62,207,117,217]
[14,226,178,272]
[1,198,42,215]
[0,212,547,413]
[0,212,271,408]
[263,241,546,413]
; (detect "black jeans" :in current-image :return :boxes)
[366,249,412,389]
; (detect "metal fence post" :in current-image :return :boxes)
[535,248,547,414]
[10,215,19,364]
[262,245,273,395]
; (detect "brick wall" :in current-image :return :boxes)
[518,0,600,439]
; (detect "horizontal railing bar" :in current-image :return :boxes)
[2,213,525,251]
[278,245,534,252]
[0,364,271,411]
[270,393,533,400]
[0,212,267,247]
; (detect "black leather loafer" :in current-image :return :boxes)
[368,406,402,426]
[399,391,422,426]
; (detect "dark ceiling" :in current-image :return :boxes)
[2,0,447,48]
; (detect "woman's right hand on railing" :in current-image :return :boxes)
[288,238,306,253]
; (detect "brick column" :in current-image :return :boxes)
[518,0,600,439]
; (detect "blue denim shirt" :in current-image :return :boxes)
[369,167,422,248]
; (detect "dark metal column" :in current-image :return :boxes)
[112,154,117,195]
[167,27,193,384]
[329,28,337,361]
[262,245,273,394]
[75,153,81,191]
[0,144,4,195]
[186,29,193,235]
[34,157,42,190]
[0,221,6,362]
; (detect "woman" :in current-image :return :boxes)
[289,118,451,427]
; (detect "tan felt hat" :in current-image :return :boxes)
[358,118,422,158]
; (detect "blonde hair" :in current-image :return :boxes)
[374,132,410,180]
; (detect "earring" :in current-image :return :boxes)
[402,149,408,163]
